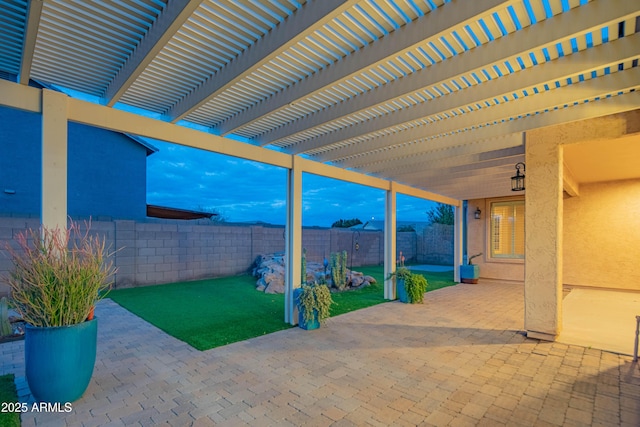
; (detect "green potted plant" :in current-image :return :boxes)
[391,267,428,304]
[460,253,482,284]
[388,251,428,304]
[294,282,333,330]
[2,220,115,403]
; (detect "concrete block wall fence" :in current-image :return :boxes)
[0,217,453,293]
[301,228,384,267]
[417,223,454,265]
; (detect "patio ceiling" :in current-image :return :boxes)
[1,0,639,201]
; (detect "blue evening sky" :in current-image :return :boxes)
[146,140,438,227]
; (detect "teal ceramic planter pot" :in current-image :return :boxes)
[396,278,409,303]
[25,318,98,403]
[297,309,320,330]
[293,288,320,330]
[460,265,480,284]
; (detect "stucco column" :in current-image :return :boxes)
[41,89,68,230]
[384,183,397,300]
[285,156,303,324]
[524,131,563,340]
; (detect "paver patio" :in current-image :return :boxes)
[1,280,638,426]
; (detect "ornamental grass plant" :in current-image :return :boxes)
[3,220,115,327]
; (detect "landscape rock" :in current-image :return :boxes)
[252,253,374,294]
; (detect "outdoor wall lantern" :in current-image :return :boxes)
[474,207,481,219]
[511,162,526,191]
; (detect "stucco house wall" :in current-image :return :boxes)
[467,197,525,282]
[563,178,640,291]
[0,108,41,215]
[468,178,640,291]
[0,105,151,220]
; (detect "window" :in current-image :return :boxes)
[490,200,524,259]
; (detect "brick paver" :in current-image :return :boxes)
[1,280,638,426]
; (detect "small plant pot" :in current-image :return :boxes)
[460,265,480,284]
[297,309,320,330]
[396,278,409,303]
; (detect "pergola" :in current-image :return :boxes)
[1,0,639,336]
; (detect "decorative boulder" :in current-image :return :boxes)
[252,253,374,294]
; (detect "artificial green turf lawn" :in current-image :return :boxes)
[0,374,21,427]
[330,265,386,316]
[109,275,293,351]
[108,266,457,351]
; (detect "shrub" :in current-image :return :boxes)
[3,220,116,327]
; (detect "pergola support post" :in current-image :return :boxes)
[41,89,68,230]
[383,183,397,300]
[453,204,463,282]
[285,157,303,325]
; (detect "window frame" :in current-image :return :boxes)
[487,197,525,262]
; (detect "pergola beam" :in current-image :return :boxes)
[346,132,526,172]
[409,169,517,189]
[424,182,514,201]
[396,157,524,184]
[388,145,525,178]
[393,182,459,207]
[68,97,292,170]
[167,0,357,123]
[104,0,204,106]
[18,0,43,85]
[296,157,458,206]
[386,156,519,188]
[0,79,459,210]
[0,78,41,111]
